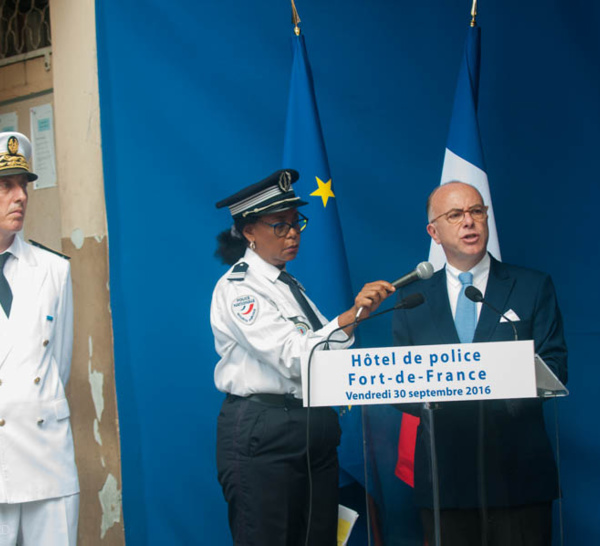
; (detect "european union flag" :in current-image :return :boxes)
[283,33,362,486]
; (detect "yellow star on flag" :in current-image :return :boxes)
[310,177,335,207]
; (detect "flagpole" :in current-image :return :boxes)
[471,0,478,27]
[283,7,374,545]
[291,0,301,35]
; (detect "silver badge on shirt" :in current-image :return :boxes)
[290,316,310,335]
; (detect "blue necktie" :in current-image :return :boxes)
[455,272,476,343]
[0,253,13,317]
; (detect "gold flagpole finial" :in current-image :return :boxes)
[470,0,478,27]
[291,0,301,35]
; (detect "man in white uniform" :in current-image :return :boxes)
[0,132,78,545]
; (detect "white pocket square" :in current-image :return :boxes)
[500,309,520,322]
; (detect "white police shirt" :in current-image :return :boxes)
[211,248,354,398]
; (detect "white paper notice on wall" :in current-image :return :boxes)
[30,103,57,189]
[0,112,18,132]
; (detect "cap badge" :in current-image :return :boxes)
[278,171,292,192]
[7,136,18,155]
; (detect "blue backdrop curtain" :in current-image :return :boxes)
[95,0,600,544]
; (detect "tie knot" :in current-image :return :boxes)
[458,271,473,286]
[0,252,11,271]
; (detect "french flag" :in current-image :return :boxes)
[396,23,502,487]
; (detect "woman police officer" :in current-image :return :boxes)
[211,169,393,545]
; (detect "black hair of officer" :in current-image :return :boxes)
[214,218,257,265]
[214,169,307,265]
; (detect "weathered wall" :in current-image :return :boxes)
[0,0,124,543]
[0,57,61,249]
[50,0,124,541]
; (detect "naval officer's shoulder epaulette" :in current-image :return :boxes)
[227,261,249,281]
[29,239,71,260]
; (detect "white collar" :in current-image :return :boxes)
[1,234,24,261]
[243,247,285,284]
[446,252,491,286]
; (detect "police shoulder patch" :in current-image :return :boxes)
[227,261,249,281]
[232,294,258,324]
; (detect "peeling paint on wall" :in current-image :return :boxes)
[88,365,104,421]
[94,418,103,446]
[99,473,122,539]
[70,228,85,249]
[88,336,105,422]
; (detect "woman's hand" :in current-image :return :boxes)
[338,281,395,336]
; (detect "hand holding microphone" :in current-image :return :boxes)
[336,280,395,336]
[390,261,434,290]
[354,261,434,320]
[354,280,396,316]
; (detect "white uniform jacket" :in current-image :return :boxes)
[0,236,78,503]
[211,248,354,398]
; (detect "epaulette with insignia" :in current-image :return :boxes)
[29,239,71,260]
[227,261,249,281]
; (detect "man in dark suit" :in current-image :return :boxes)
[392,181,567,546]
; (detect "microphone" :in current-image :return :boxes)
[336,293,425,336]
[391,261,434,289]
[356,262,433,319]
[395,292,425,310]
[464,286,518,341]
[464,286,522,418]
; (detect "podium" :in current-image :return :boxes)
[301,340,567,407]
[302,340,568,546]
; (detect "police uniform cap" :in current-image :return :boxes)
[0,132,38,182]
[216,169,307,219]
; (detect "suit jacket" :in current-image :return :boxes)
[392,255,567,509]
[0,236,78,503]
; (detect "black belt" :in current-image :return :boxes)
[229,393,304,408]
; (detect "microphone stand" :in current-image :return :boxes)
[467,288,566,546]
[465,286,519,546]
[424,401,442,546]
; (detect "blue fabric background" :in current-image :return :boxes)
[95,0,599,543]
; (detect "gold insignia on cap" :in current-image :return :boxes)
[278,170,292,192]
[7,136,18,155]
[0,134,32,173]
[0,154,30,171]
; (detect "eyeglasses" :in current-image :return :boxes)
[259,213,308,237]
[430,205,489,225]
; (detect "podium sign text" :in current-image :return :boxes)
[302,340,537,407]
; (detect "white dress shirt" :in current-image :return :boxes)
[211,248,354,398]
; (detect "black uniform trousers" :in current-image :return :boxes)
[217,394,341,546]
